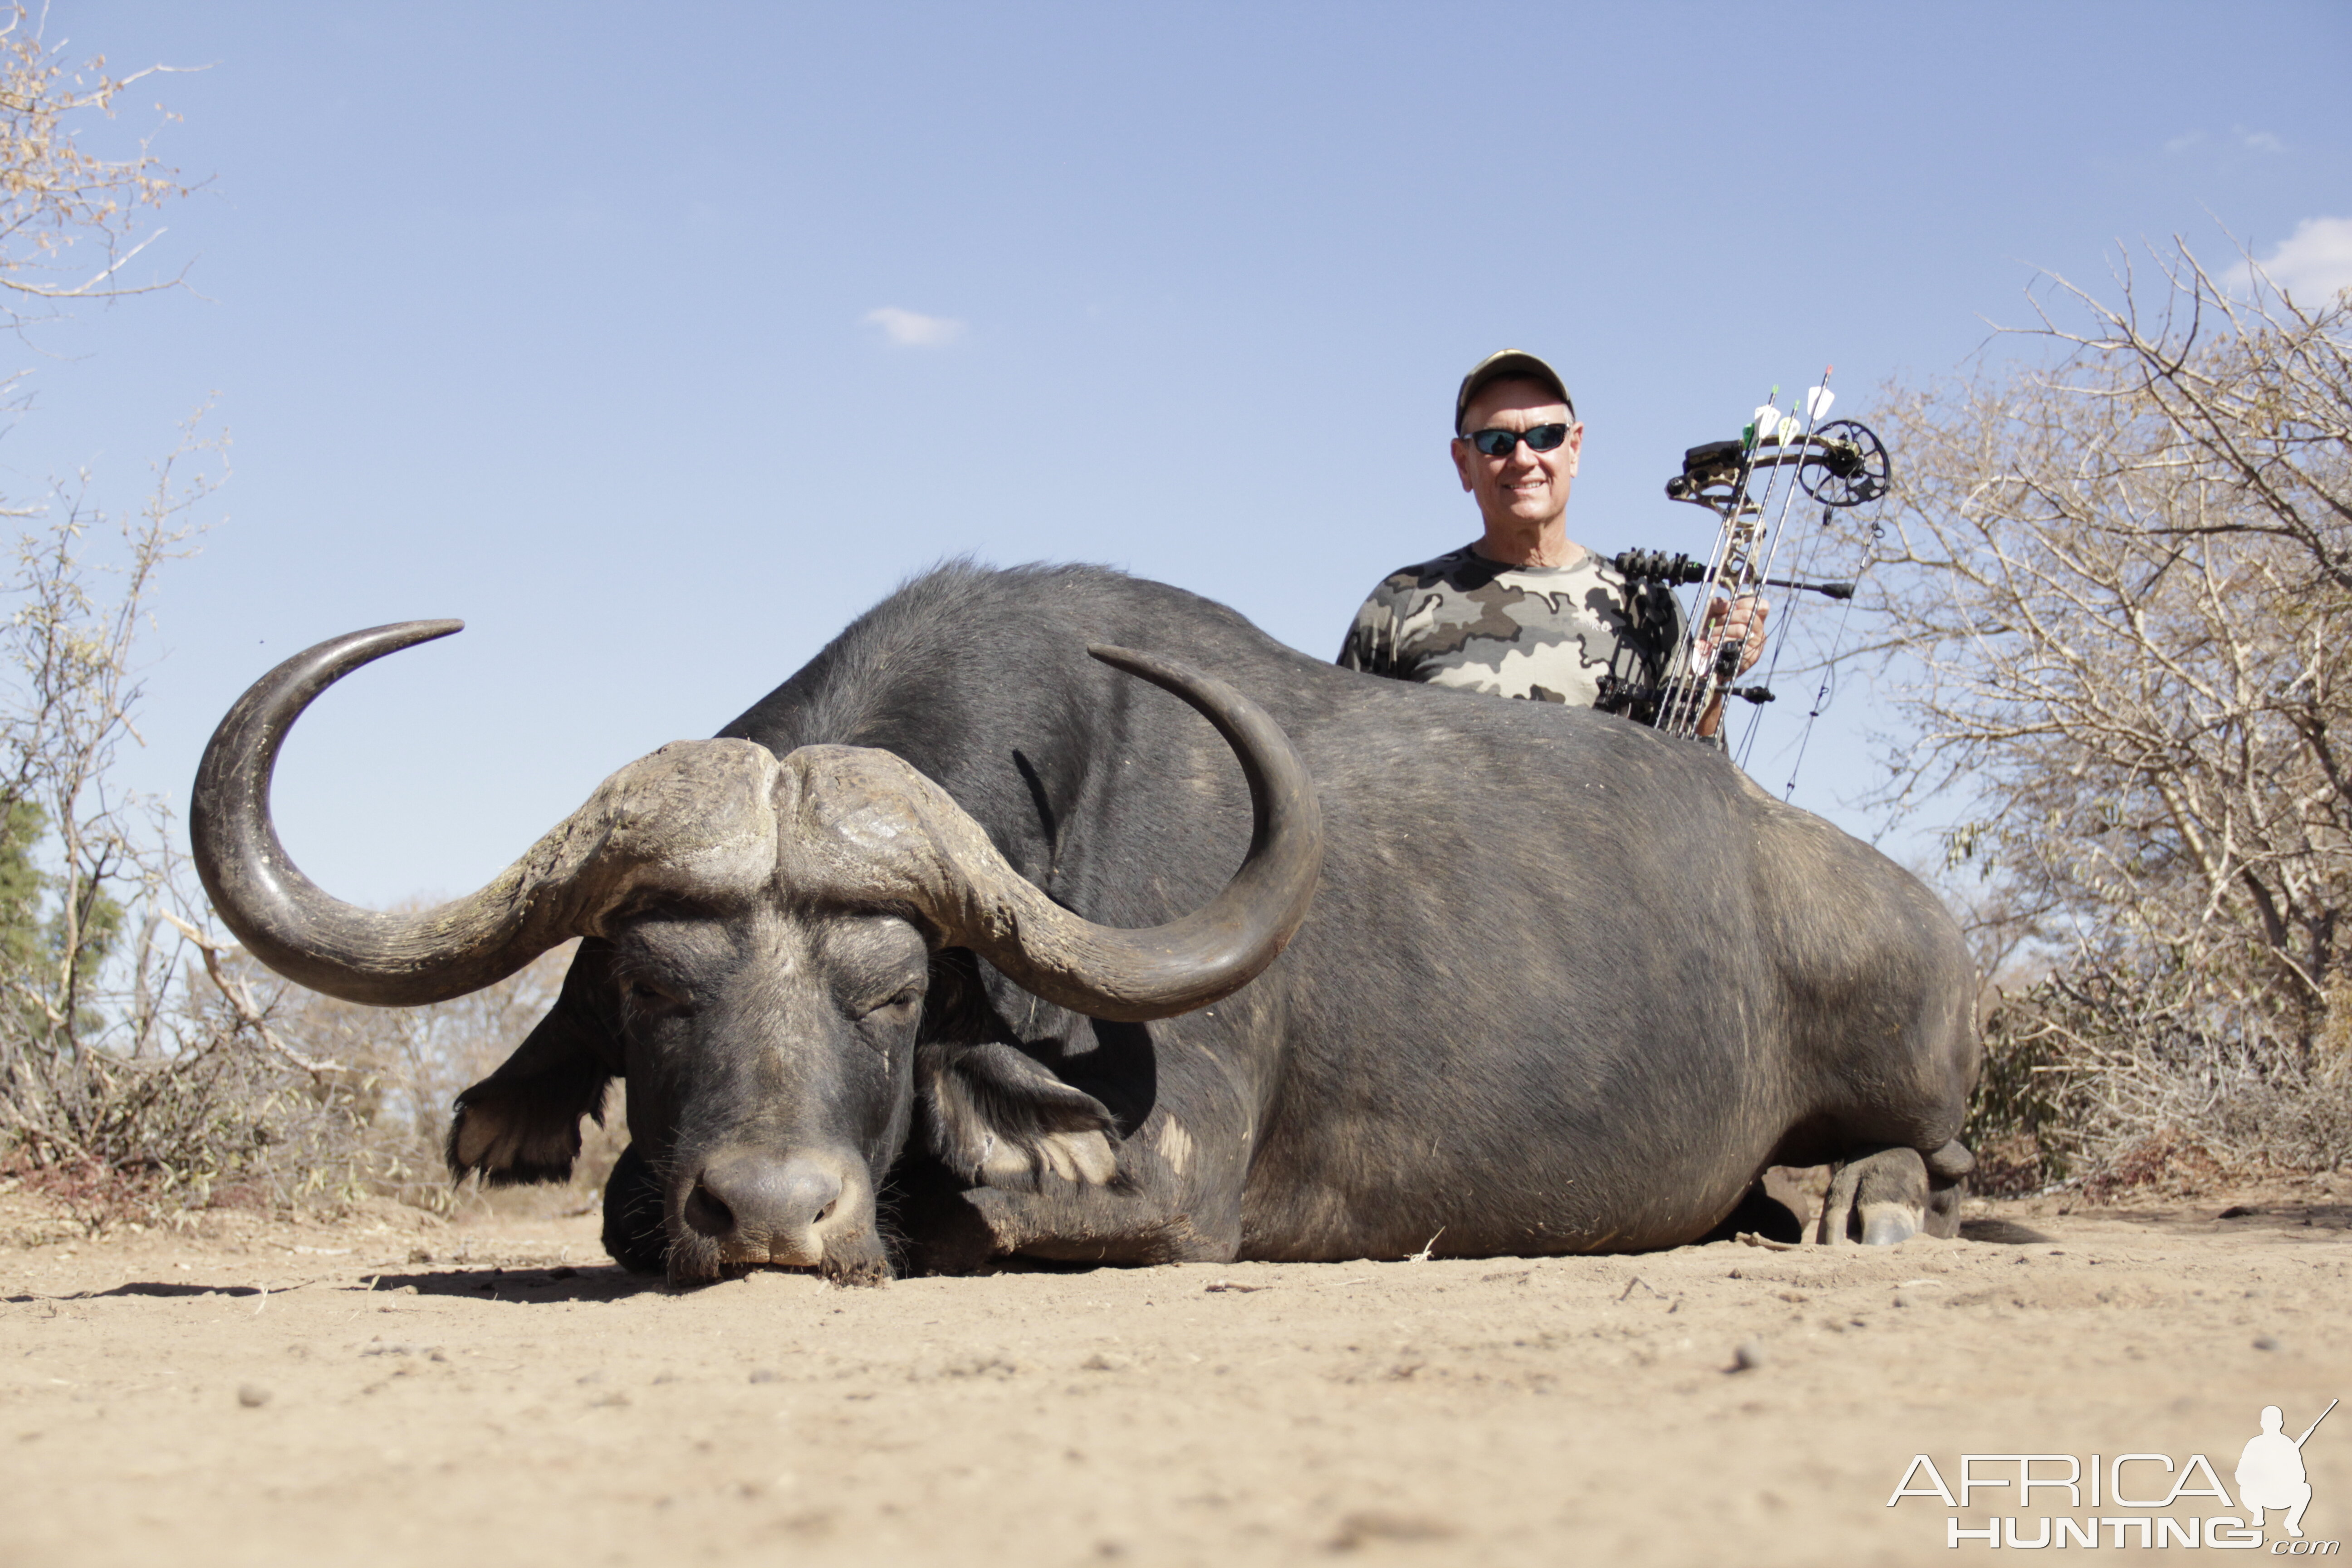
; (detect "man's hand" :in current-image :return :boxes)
[1692,596,1770,740]
[1705,594,1770,675]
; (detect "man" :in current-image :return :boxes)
[1338,348,1765,739]
[2237,1403,2319,1539]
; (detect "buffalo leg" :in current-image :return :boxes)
[960,1177,1237,1266]
[1816,1145,1931,1246]
[1922,1138,1971,1240]
[888,1134,1239,1274]
[602,1142,668,1274]
[887,1153,1006,1276]
[897,1100,1243,1271]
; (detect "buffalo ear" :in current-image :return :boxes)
[447,945,622,1186]
[918,1039,1121,1190]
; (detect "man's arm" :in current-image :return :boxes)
[1335,586,1399,677]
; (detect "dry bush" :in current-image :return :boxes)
[0,447,489,1228]
[265,937,625,1214]
[5,866,615,1225]
[1965,967,2352,1198]
[0,425,291,1222]
[1853,239,2352,1194]
[0,18,613,1231]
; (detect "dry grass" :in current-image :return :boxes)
[1965,968,2352,1199]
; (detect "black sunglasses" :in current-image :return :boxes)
[1464,423,1570,457]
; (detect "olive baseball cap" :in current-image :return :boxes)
[1454,348,1575,433]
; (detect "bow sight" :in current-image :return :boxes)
[1608,377,1892,754]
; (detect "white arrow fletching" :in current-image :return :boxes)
[1805,385,1835,421]
[1777,414,1801,445]
[1752,403,1779,436]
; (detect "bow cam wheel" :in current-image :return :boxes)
[1798,419,1891,507]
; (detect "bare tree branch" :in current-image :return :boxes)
[1847,237,2352,1191]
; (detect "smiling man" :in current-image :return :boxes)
[1338,348,1762,737]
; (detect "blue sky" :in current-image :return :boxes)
[13,2,2352,905]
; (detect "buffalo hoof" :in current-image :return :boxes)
[602,1142,667,1274]
[1818,1146,1931,1246]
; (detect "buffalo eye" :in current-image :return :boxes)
[860,986,921,1023]
[621,975,688,1019]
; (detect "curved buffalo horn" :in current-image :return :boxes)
[188,616,578,1006]
[185,619,741,1008]
[828,644,1323,1023]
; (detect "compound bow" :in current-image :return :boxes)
[1603,372,1892,788]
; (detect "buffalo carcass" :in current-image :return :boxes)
[192,563,1980,1284]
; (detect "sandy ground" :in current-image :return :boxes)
[3,1185,2349,1568]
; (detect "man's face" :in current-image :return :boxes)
[1450,377,1582,533]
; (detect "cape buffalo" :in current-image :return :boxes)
[192,563,1979,1284]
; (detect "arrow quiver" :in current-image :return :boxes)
[1612,382,1892,753]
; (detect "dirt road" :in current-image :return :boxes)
[3,1192,2348,1566]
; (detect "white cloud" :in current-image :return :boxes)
[2241,216,2352,304]
[862,306,966,348]
[2165,127,2283,156]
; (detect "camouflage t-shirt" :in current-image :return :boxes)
[1336,544,1686,710]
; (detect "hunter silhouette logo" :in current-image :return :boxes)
[2241,1400,2334,1540]
[1887,1397,2342,1550]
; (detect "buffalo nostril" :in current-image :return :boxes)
[691,1154,847,1242]
[682,1182,735,1239]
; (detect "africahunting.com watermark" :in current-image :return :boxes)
[1888,1400,2339,1551]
